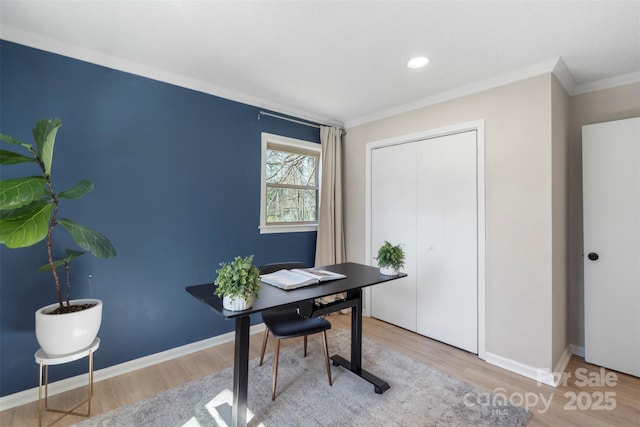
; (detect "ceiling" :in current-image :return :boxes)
[1,1,639,127]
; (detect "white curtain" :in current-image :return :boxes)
[315,126,346,267]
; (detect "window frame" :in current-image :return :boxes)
[259,132,321,234]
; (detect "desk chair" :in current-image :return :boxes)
[258,262,333,400]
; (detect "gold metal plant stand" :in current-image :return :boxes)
[35,338,100,427]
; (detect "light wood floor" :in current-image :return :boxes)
[2,314,639,426]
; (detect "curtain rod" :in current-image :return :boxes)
[258,110,346,134]
[258,110,321,128]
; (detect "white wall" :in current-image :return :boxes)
[344,74,561,372]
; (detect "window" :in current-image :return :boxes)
[260,133,320,234]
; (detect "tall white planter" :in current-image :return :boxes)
[35,299,102,356]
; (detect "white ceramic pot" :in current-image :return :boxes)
[223,294,254,311]
[35,299,102,356]
[379,266,399,276]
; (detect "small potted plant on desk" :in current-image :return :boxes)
[0,118,117,356]
[214,255,261,311]
[376,241,405,276]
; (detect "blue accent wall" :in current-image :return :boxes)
[0,41,320,397]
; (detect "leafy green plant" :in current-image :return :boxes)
[214,255,261,301]
[376,241,405,271]
[0,118,116,312]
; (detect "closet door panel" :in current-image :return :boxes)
[370,142,417,331]
[416,131,478,353]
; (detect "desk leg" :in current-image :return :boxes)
[232,316,250,427]
[351,288,362,375]
[330,288,391,394]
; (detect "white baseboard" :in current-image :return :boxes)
[485,344,573,388]
[0,323,266,412]
[570,344,585,358]
[551,345,573,386]
[485,352,550,386]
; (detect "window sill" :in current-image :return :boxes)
[259,224,318,234]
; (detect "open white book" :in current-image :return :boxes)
[260,268,346,291]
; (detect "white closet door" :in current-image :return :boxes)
[416,131,478,353]
[583,117,640,377]
[370,142,417,331]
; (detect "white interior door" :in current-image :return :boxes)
[416,131,478,353]
[583,117,640,377]
[370,142,417,331]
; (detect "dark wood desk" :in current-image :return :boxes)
[186,262,406,427]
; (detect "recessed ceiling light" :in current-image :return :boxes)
[407,56,430,69]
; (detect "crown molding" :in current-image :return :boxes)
[552,57,577,95]
[3,25,636,131]
[344,58,640,128]
[0,26,342,128]
[572,70,640,95]
[344,58,563,128]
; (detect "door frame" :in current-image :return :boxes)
[364,120,486,360]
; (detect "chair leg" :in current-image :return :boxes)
[272,339,280,401]
[260,327,270,366]
[303,335,308,357]
[322,331,333,386]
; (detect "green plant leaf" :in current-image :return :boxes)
[0,176,47,210]
[0,149,36,165]
[58,218,116,258]
[32,118,62,177]
[38,249,85,272]
[37,259,66,272]
[0,201,53,248]
[59,179,94,200]
[0,133,34,151]
[64,248,85,260]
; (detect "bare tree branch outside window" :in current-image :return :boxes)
[266,149,318,224]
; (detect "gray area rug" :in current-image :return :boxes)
[75,329,531,426]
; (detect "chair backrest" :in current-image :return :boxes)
[259,262,307,275]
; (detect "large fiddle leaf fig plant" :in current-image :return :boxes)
[0,118,116,313]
